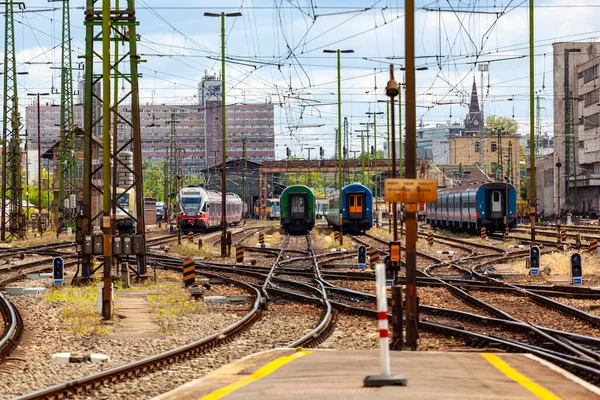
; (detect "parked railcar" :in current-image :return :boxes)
[253,198,280,219]
[115,187,136,234]
[326,183,373,233]
[269,198,281,220]
[156,201,165,222]
[280,185,316,234]
[177,187,243,233]
[426,182,517,233]
[316,199,329,219]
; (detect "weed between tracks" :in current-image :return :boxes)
[10,231,74,246]
[267,231,281,245]
[147,280,204,334]
[541,252,600,276]
[171,242,218,260]
[44,282,114,335]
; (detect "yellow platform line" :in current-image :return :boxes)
[200,350,313,400]
[481,353,561,400]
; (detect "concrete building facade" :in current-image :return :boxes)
[448,135,521,193]
[535,42,600,217]
[25,75,275,176]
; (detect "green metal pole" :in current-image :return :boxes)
[101,0,113,320]
[361,134,365,184]
[399,82,403,179]
[337,50,343,244]
[529,0,536,245]
[373,113,377,211]
[366,123,370,191]
[387,100,391,175]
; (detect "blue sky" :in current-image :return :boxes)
[11,0,600,159]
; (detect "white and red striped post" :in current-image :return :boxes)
[364,263,407,387]
[376,262,391,376]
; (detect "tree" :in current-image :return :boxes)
[485,115,519,136]
[142,159,165,201]
[23,167,54,210]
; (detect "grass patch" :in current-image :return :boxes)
[171,242,217,260]
[541,251,600,276]
[11,231,74,246]
[44,282,113,335]
[147,282,203,334]
[267,231,281,245]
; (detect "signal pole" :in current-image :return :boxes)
[404,0,419,350]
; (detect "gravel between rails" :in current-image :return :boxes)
[80,300,321,400]
[319,314,380,350]
[547,297,600,317]
[418,287,495,318]
[470,289,600,336]
[0,296,240,399]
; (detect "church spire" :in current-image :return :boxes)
[465,76,484,135]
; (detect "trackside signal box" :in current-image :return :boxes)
[83,235,93,255]
[53,257,64,286]
[529,246,540,275]
[123,236,132,255]
[132,235,144,255]
[113,236,123,255]
[571,253,582,285]
[357,246,366,270]
[93,234,103,255]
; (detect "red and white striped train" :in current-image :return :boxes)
[177,187,243,233]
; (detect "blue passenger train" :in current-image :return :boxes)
[426,182,517,233]
[326,183,373,233]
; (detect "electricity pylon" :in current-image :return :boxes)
[1,1,26,241]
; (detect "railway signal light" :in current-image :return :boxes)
[529,245,540,275]
[474,141,480,152]
[571,253,582,285]
[357,245,366,269]
[371,145,374,156]
[384,256,393,286]
[320,146,324,158]
[53,257,64,285]
[286,147,291,158]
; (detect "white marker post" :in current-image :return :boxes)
[364,263,407,387]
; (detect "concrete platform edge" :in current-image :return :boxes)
[525,354,600,395]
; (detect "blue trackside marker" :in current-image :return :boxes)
[573,277,582,285]
[358,263,365,270]
[386,280,393,287]
[530,268,539,276]
[55,279,63,286]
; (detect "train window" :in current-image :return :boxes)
[349,196,354,207]
[493,192,500,202]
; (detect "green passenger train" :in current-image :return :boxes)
[280,185,316,234]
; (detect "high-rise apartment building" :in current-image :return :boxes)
[26,74,275,175]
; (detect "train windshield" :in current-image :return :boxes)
[116,193,129,207]
[181,197,202,212]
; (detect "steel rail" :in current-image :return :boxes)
[0,290,22,363]
[14,274,263,400]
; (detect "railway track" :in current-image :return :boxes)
[14,231,338,399]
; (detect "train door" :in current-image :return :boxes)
[348,193,363,218]
[290,194,307,219]
[491,191,502,213]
